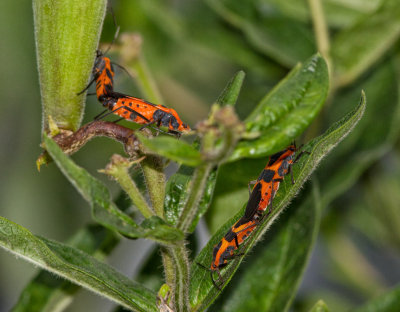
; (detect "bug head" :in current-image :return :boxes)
[179,123,191,132]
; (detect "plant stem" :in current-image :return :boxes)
[141,155,166,218]
[308,0,332,80]
[169,242,190,312]
[161,248,175,287]
[176,164,213,233]
[100,155,155,218]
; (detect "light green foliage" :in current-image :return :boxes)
[230,54,329,162]
[33,0,107,132]
[137,133,203,167]
[11,224,120,312]
[0,216,157,312]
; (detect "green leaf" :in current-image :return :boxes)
[209,185,321,312]
[11,225,120,312]
[164,165,218,232]
[229,54,329,162]
[205,158,265,233]
[140,216,184,242]
[136,133,203,166]
[216,71,245,106]
[205,0,315,67]
[189,92,366,311]
[43,133,183,244]
[309,300,330,312]
[33,0,107,132]
[332,0,400,87]
[0,216,157,312]
[354,284,400,312]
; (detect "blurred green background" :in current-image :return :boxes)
[1,0,400,311]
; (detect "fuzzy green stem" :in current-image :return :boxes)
[161,248,175,288]
[100,155,154,218]
[141,155,166,217]
[308,0,332,80]
[169,242,190,312]
[33,0,107,132]
[176,164,213,232]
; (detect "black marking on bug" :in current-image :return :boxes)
[213,241,222,260]
[243,183,262,220]
[130,112,137,120]
[260,169,275,183]
[104,84,113,95]
[105,68,113,80]
[268,149,286,166]
[161,114,173,127]
[153,109,164,123]
[170,116,179,130]
[103,98,115,109]
[93,57,106,78]
[224,229,237,243]
[220,246,235,265]
[278,159,290,177]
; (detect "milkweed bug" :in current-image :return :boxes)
[198,143,308,289]
[100,93,191,134]
[78,24,190,134]
[198,182,266,289]
[77,19,122,101]
[246,142,308,217]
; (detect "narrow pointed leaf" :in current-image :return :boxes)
[216,71,245,106]
[136,133,203,166]
[0,216,157,312]
[43,134,183,243]
[190,92,365,311]
[332,0,400,87]
[229,54,329,162]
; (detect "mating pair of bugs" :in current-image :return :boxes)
[78,25,190,135]
[199,143,307,289]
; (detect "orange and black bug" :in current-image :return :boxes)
[245,142,309,218]
[77,21,122,101]
[100,93,191,134]
[199,143,308,289]
[197,181,265,289]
